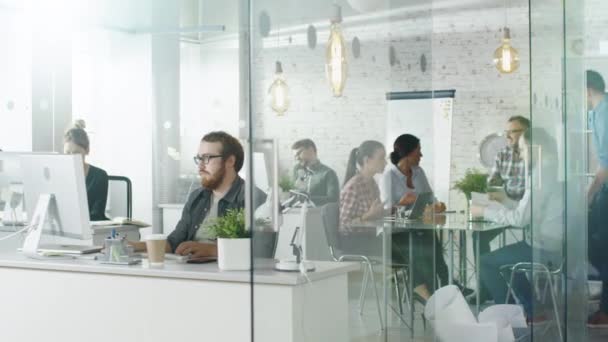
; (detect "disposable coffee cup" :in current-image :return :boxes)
[145,234,167,265]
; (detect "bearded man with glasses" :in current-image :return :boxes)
[488,115,530,201]
[132,131,266,258]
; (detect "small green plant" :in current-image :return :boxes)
[278,173,295,192]
[208,208,250,239]
[453,169,488,200]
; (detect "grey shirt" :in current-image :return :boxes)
[194,193,222,243]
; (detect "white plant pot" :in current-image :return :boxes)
[217,238,251,271]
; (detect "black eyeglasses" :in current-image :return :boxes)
[504,129,525,135]
[193,154,223,165]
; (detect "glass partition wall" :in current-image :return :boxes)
[529,0,587,340]
[249,0,589,341]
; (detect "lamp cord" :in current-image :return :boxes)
[504,0,508,28]
[0,224,31,242]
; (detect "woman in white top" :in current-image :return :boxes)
[380,134,446,212]
[473,127,563,319]
[379,134,458,301]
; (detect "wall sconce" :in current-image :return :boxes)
[268,61,289,116]
[325,4,347,97]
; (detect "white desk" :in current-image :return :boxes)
[0,223,144,246]
[0,242,356,342]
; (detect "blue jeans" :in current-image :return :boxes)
[480,241,534,316]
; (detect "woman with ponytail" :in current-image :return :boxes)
[64,120,109,221]
[339,140,459,303]
[339,140,386,230]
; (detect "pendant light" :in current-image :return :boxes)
[325,4,347,97]
[268,61,289,116]
[493,0,519,74]
[268,26,289,116]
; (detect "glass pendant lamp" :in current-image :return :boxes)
[493,27,520,74]
[268,61,289,116]
[325,4,347,97]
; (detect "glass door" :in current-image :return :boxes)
[529,0,587,340]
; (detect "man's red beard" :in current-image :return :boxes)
[201,163,226,190]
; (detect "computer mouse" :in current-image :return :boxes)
[176,254,191,263]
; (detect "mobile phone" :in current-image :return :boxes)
[186,257,217,264]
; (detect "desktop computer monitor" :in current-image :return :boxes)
[0,152,27,223]
[0,152,23,189]
[20,153,91,240]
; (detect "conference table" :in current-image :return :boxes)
[375,213,511,334]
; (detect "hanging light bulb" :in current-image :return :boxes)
[493,27,520,74]
[268,61,289,116]
[325,4,347,97]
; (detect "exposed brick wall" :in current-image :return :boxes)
[251,5,530,208]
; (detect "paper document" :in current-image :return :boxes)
[91,217,150,228]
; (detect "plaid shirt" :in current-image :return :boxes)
[488,146,526,200]
[339,174,380,233]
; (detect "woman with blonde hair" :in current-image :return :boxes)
[64,120,109,221]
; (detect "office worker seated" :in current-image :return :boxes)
[380,134,446,213]
[291,138,340,206]
[340,140,444,301]
[63,120,109,221]
[379,134,463,299]
[477,116,531,261]
[473,128,563,320]
[488,115,530,201]
[132,131,264,257]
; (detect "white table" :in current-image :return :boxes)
[0,245,356,342]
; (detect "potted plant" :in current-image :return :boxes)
[278,173,295,201]
[208,208,251,271]
[452,168,488,201]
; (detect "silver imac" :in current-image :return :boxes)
[20,153,97,256]
[0,152,27,225]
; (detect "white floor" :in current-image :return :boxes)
[344,270,607,342]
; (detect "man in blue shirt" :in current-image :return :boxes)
[587,70,608,328]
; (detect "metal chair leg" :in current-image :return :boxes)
[505,268,517,303]
[547,272,563,341]
[359,263,370,315]
[393,270,404,315]
[367,263,384,329]
[541,275,550,304]
[534,274,542,301]
[401,268,411,308]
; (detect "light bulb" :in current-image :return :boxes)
[325,5,347,97]
[268,61,289,116]
[493,27,520,74]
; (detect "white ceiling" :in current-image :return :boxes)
[0,0,528,35]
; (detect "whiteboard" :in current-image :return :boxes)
[386,91,454,204]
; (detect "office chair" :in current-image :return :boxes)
[107,175,132,219]
[500,259,564,341]
[320,202,411,330]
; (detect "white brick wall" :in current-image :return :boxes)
[251,5,530,208]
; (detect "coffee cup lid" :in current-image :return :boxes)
[145,234,166,241]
